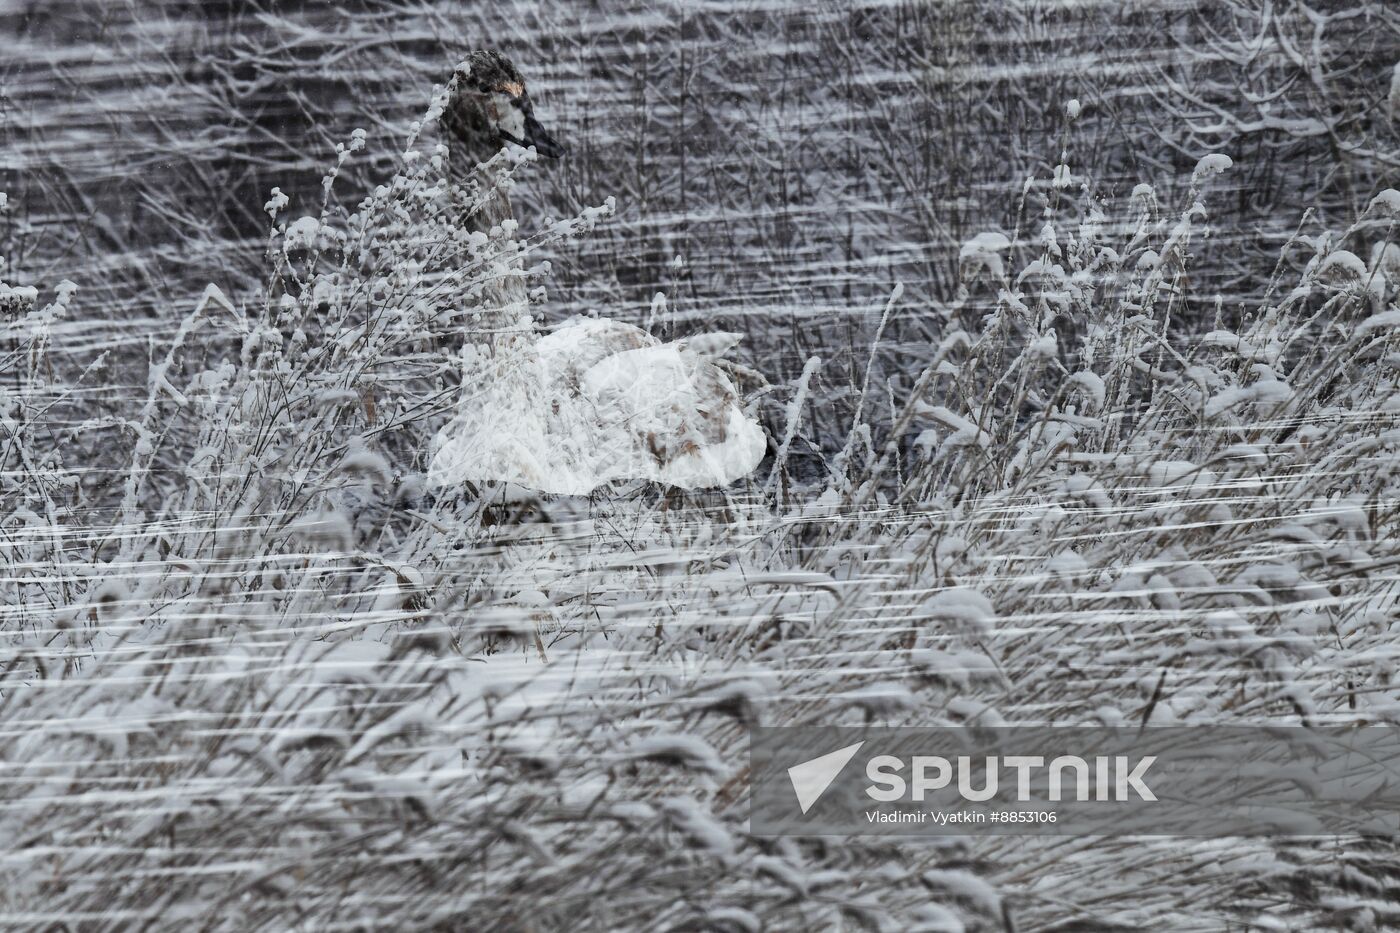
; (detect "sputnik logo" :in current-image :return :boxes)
[788,741,865,814]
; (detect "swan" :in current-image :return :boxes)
[426,51,765,497]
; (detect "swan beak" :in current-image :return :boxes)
[517,110,566,159]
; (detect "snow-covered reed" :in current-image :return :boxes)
[3,8,1400,924]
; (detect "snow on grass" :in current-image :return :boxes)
[3,23,1400,931]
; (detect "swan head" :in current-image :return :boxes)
[446,50,566,160]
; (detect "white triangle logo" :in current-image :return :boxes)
[788,741,865,814]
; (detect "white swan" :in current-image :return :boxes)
[425,51,764,496]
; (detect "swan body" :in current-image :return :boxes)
[427,51,765,496]
[428,317,765,495]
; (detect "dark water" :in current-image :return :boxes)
[9,1,1394,416]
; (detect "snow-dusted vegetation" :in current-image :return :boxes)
[4,0,1400,928]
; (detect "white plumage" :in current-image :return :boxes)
[427,51,766,496]
[428,316,765,495]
